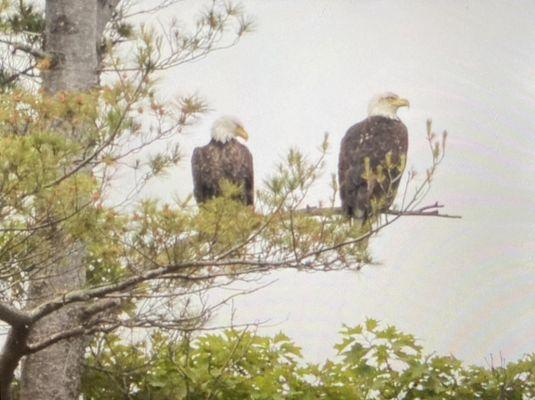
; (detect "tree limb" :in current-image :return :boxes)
[80,298,123,320]
[0,303,31,327]
[28,261,277,323]
[0,324,31,400]
[0,38,50,59]
[295,202,461,219]
[27,322,119,355]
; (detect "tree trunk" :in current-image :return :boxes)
[19,1,99,399]
[41,0,99,93]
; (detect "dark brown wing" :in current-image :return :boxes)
[219,140,254,205]
[192,145,216,204]
[237,143,254,205]
[338,119,367,218]
[191,139,254,205]
[338,116,408,220]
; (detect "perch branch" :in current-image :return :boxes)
[295,202,461,219]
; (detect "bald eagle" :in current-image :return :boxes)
[191,116,254,205]
[338,93,409,224]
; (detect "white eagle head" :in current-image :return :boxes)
[211,116,249,143]
[368,92,410,119]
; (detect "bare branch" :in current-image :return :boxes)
[27,323,120,355]
[80,298,123,320]
[296,202,461,219]
[0,323,31,398]
[120,0,181,19]
[0,38,49,60]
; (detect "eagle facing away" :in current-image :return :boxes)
[338,93,409,224]
[191,116,254,206]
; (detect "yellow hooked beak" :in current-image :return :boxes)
[235,125,249,141]
[392,97,410,108]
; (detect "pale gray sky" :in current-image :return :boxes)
[141,0,535,365]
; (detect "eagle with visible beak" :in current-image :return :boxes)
[192,116,254,205]
[338,93,409,225]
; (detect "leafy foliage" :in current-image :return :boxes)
[83,320,535,399]
[85,330,305,400]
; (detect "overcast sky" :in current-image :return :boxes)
[136,0,535,366]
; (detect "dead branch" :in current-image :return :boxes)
[295,202,461,219]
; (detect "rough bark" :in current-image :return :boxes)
[0,313,31,400]
[19,1,106,399]
[40,0,98,93]
[0,2,119,398]
[19,243,88,400]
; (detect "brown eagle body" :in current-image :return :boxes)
[338,116,408,221]
[191,138,254,205]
